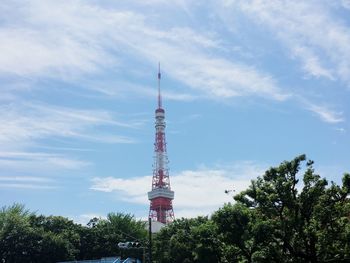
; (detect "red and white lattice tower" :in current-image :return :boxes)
[148,64,175,224]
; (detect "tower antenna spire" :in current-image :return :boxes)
[158,62,162,109]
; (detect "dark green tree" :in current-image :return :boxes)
[153,216,220,263]
[78,213,147,260]
[0,204,148,262]
[0,204,37,262]
[0,204,82,262]
[213,203,281,263]
[29,214,81,261]
[232,155,350,263]
[192,219,221,263]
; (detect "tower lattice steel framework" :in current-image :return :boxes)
[147,64,175,224]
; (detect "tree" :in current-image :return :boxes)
[232,155,350,262]
[0,204,148,262]
[154,156,349,262]
[192,220,222,263]
[0,204,36,262]
[1,156,348,263]
[78,213,147,260]
[153,217,221,263]
[29,214,81,261]
[0,204,83,262]
[213,203,281,263]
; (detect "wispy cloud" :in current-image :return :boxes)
[0,175,56,189]
[306,103,344,124]
[0,0,288,102]
[0,183,56,189]
[157,55,289,101]
[0,0,346,134]
[0,0,115,78]
[118,25,289,101]
[91,161,266,218]
[292,46,334,80]
[89,81,196,102]
[0,102,137,147]
[0,151,89,171]
[224,1,350,84]
[335,127,346,133]
[0,176,52,182]
[341,0,350,9]
[0,100,140,175]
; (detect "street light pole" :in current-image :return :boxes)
[148,217,152,263]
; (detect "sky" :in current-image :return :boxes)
[1,0,350,224]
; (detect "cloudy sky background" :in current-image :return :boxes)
[1,0,350,223]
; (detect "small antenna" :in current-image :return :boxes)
[158,62,162,109]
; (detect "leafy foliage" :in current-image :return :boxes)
[231,155,350,262]
[0,205,147,262]
[1,155,349,263]
[153,217,221,263]
[154,155,350,263]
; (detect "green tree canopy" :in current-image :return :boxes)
[153,216,221,263]
[231,155,350,262]
[154,155,350,263]
[0,205,147,262]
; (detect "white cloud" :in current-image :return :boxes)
[0,151,89,173]
[306,103,344,124]
[90,176,151,201]
[118,26,289,101]
[0,0,345,131]
[158,54,289,101]
[292,46,334,80]
[0,183,56,189]
[0,28,108,77]
[342,0,350,9]
[0,0,115,78]
[90,81,196,102]
[0,102,137,146]
[0,175,56,189]
[335,127,346,133]
[0,176,52,182]
[224,1,350,84]
[0,0,288,101]
[91,162,266,218]
[0,100,140,175]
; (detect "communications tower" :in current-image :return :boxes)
[148,64,175,224]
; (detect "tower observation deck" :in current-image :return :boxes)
[148,64,175,224]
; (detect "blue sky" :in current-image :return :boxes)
[1,0,350,223]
